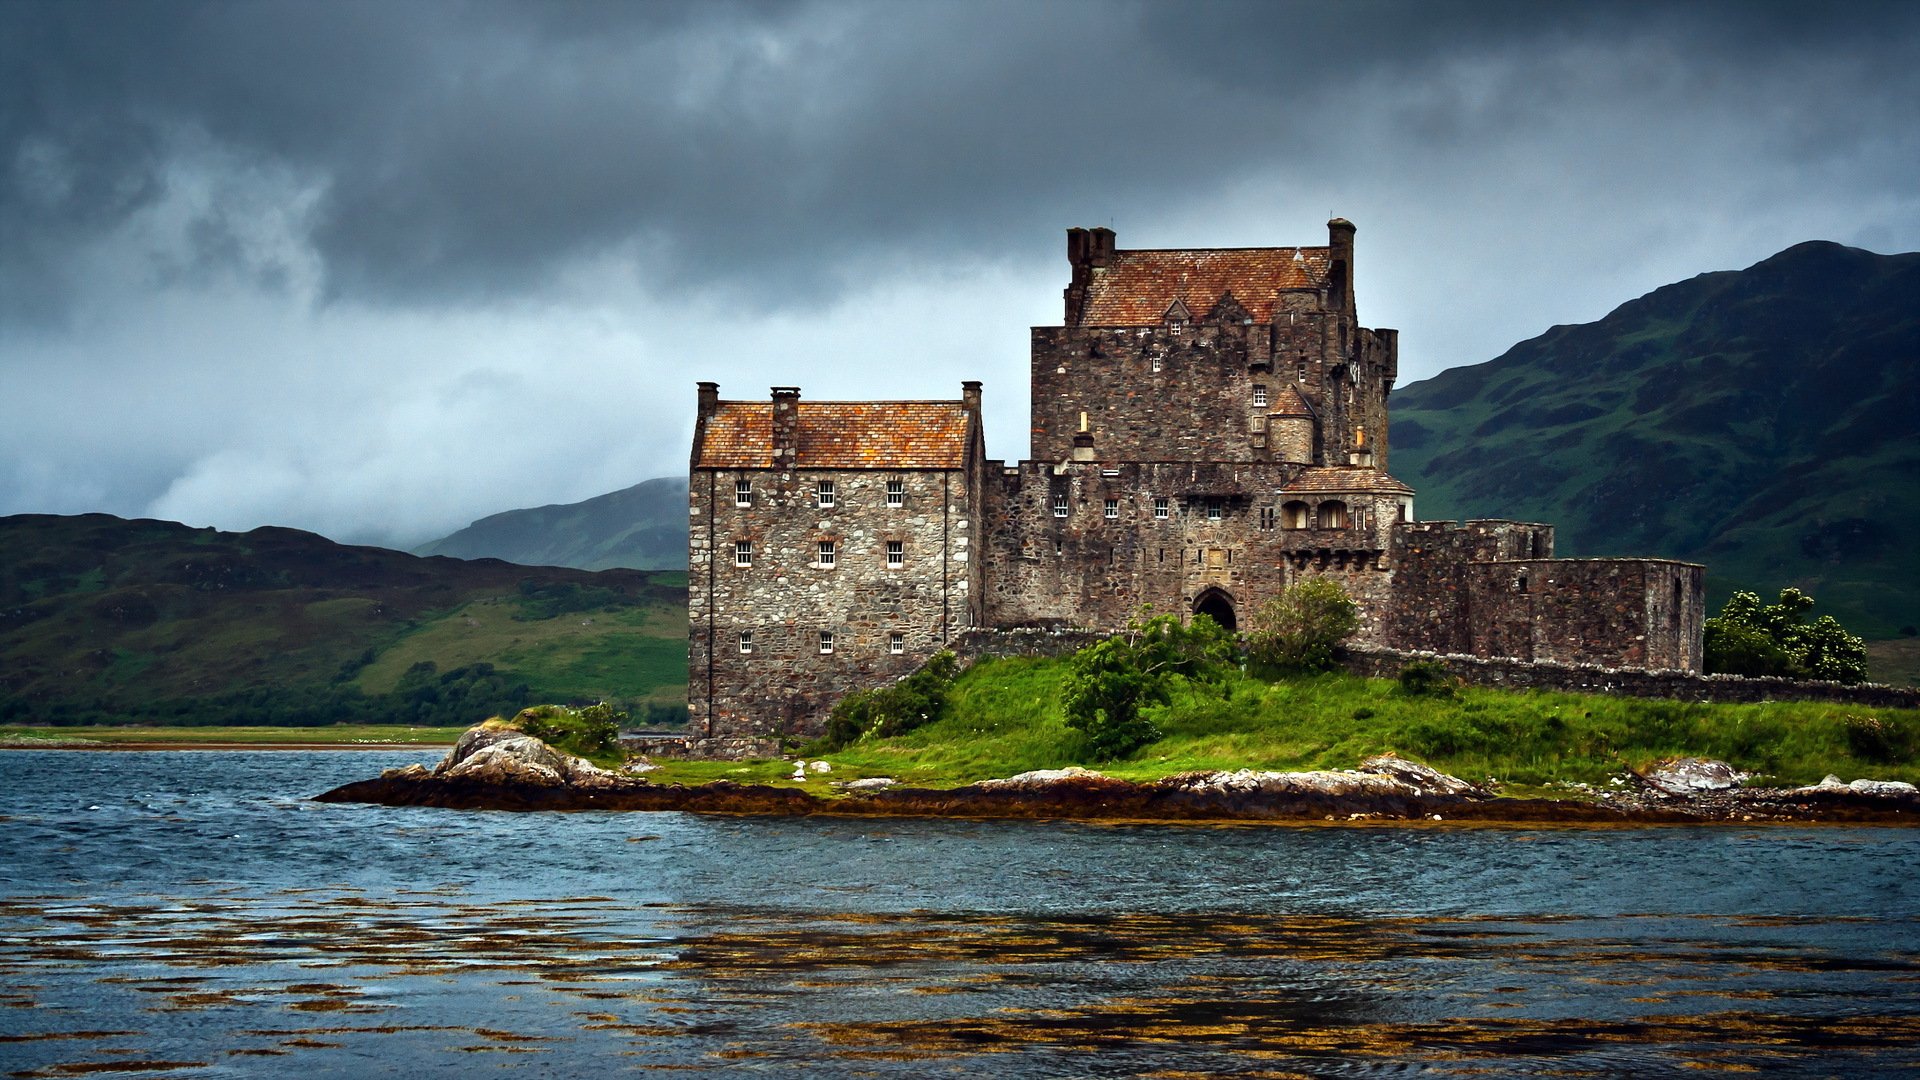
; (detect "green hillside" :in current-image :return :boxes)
[414,476,689,570]
[1389,241,1920,639]
[0,514,689,726]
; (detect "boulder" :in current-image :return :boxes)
[1848,778,1918,796]
[435,729,621,788]
[841,777,898,792]
[1358,754,1490,797]
[977,766,1109,790]
[1638,758,1748,796]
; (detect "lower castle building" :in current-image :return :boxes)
[689,220,1705,742]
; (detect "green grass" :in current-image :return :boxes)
[650,656,1920,791]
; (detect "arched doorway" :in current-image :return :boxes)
[1193,588,1237,632]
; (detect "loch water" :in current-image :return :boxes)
[0,749,1916,1078]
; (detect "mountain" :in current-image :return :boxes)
[415,476,689,571]
[1389,240,1920,639]
[0,514,689,726]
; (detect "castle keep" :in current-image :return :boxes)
[690,221,1706,742]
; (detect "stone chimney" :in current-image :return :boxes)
[961,380,982,416]
[1071,410,1096,462]
[1327,217,1355,315]
[771,386,801,464]
[1064,226,1117,325]
[696,381,719,418]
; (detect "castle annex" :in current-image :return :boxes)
[689,221,1706,742]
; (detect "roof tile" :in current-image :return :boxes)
[1282,466,1415,496]
[1081,247,1329,325]
[696,401,970,470]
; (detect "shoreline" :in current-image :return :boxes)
[312,772,1920,826]
[1,740,448,751]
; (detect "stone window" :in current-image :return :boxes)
[1252,385,1268,407]
[1104,498,1118,519]
[1259,506,1275,531]
[1151,356,1162,373]
[889,632,905,655]
[886,540,904,568]
[1282,501,1310,529]
[1154,496,1169,519]
[1516,575,1529,594]
[1296,360,1307,382]
[734,479,753,507]
[818,539,836,567]
[1318,500,1349,529]
[1052,492,1069,517]
[886,478,904,507]
[1206,498,1223,522]
[738,630,754,654]
[734,540,753,566]
[819,630,834,654]
[817,480,836,508]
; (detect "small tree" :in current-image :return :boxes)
[1704,588,1868,684]
[1244,577,1361,673]
[1062,609,1234,760]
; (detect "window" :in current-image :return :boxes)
[886,478,904,507]
[1153,496,1169,519]
[1296,360,1307,382]
[818,540,836,567]
[1252,385,1268,407]
[1104,498,1118,519]
[1259,506,1275,531]
[738,630,754,654]
[886,540,904,568]
[889,632,905,655]
[1318,500,1349,529]
[1151,356,1162,373]
[817,480,836,508]
[734,479,753,507]
[819,631,834,654]
[1052,492,1069,518]
[1206,498,1223,522]
[1282,500,1311,530]
[734,540,753,566]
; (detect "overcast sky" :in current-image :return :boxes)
[5,0,1917,548]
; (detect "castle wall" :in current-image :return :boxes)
[689,466,974,741]
[1462,558,1704,671]
[1380,520,1556,654]
[980,459,1404,641]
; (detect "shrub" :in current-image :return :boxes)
[511,701,625,762]
[1397,659,1459,698]
[1243,577,1360,674]
[1845,714,1914,764]
[1062,609,1236,761]
[820,651,961,750]
[1704,588,1868,683]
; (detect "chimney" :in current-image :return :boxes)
[1065,226,1118,325]
[961,380,982,416]
[1327,217,1355,315]
[1071,410,1096,462]
[696,381,719,418]
[771,386,801,464]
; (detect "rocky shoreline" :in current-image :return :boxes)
[312,727,1919,825]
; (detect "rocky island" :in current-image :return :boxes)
[316,723,1919,825]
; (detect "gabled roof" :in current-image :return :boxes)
[1282,466,1415,496]
[695,401,972,470]
[1267,384,1316,418]
[1079,247,1330,325]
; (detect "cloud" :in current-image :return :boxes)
[3,0,1918,542]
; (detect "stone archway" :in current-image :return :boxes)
[1192,588,1237,632]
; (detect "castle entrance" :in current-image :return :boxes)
[1192,589,1237,632]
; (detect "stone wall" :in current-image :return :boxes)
[1341,648,1920,708]
[979,459,1405,638]
[689,466,975,740]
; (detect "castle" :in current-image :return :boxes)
[689,220,1706,743]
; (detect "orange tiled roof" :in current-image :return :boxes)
[1268,384,1316,418]
[695,401,971,470]
[1282,466,1414,496]
[1080,247,1330,325]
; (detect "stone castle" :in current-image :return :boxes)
[689,220,1706,743]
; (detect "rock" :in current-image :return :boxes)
[434,721,524,776]
[1358,754,1490,797]
[437,732,620,788]
[622,758,660,775]
[380,763,430,780]
[809,761,831,774]
[1638,758,1748,796]
[841,777,897,791]
[977,766,1108,790]
[1848,778,1918,796]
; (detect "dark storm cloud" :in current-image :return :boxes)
[7,0,1915,324]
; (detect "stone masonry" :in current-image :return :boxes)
[689,220,1708,743]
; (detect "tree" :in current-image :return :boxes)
[1703,587,1868,683]
[1062,609,1234,760]
[1243,577,1361,673]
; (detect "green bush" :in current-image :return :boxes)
[1062,609,1235,761]
[1704,588,1868,683]
[1244,577,1360,674]
[820,652,961,751]
[1845,713,1913,764]
[511,701,625,763]
[1396,659,1459,698]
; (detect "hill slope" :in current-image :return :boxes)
[414,476,689,570]
[1389,241,1920,638]
[0,514,689,725]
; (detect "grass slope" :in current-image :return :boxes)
[657,656,1920,791]
[0,514,688,726]
[414,476,690,571]
[1388,241,1920,642]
